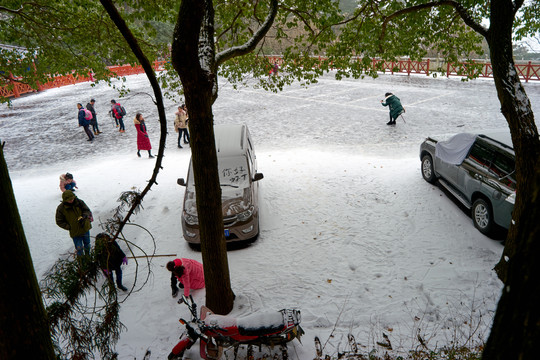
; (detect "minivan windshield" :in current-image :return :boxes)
[187,156,250,190]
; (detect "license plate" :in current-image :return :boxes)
[224,229,230,237]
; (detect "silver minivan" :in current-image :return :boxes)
[419,130,516,235]
[177,124,263,246]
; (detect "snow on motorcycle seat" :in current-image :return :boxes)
[237,311,285,336]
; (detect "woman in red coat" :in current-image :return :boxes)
[134,113,154,158]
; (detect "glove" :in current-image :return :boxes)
[122,257,128,265]
[145,135,149,138]
[172,287,179,298]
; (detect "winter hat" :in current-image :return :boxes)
[90,99,96,102]
[62,190,76,202]
[385,92,393,97]
[65,173,73,180]
[167,258,183,272]
[96,233,111,242]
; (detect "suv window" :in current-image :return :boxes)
[490,152,516,189]
[468,140,495,168]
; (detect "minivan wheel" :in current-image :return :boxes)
[472,198,493,235]
[421,154,436,183]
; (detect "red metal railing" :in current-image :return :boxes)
[2,60,167,99]
[2,58,538,99]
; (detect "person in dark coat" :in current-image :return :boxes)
[380,92,405,125]
[134,113,154,158]
[95,233,128,291]
[55,190,93,256]
[77,103,94,141]
[86,99,102,135]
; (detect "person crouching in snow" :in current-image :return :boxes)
[95,233,128,291]
[134,113,154,158]
[380,92,405,126]
[167,258,205,298]
[59,172,78,192]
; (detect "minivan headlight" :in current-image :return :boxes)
[237,207,253,222]
[183,213,199,225]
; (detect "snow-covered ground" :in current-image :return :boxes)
[2,72,539,359]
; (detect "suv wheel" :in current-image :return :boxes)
[472,198,493,235]
[421,154,437,183]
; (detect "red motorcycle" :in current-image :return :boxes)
[168,295,304,360]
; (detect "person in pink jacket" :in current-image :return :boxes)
[166,258,205,298]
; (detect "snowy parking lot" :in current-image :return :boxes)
[2,72,540,359]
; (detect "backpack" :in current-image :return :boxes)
[84,109,93,120]
[115,104,126,117]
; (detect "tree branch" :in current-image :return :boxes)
[99,0,168,242]
[214,0,277,68]
[379,0,488,49]
[216,9,243,44]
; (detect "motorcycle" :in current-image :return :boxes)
[168,295,304,360]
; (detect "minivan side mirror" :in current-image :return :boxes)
[253,173,264,182]
[177,178,186,186]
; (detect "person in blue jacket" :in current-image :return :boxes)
[380,92,405,126]
[77,103,94,141]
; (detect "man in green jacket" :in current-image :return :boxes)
[55,190,93,256]
[381,92,405,126]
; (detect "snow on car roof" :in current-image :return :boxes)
[214,124,246,156]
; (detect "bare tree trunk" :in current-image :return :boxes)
[487,0,540,283]
[0,144,56,359]
[482,1,540,356]
[483,160,540,359]
[171,0,234,314]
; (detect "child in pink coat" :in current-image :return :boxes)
[167,258,205,298]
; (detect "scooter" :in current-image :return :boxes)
[168,295,304,360]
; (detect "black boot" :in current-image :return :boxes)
[148,151,154,158]
[118,284,128,291]
[137,151,141,157]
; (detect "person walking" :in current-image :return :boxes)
[380,92,405,126]
[59,172,78,192]
[134,113,154,158]
[166,258,205,298]
[95,233,129,291]
[55,190,93,257]
[174,104,189,148]
[86,99,102,135]
[77,103,94,141]
[111,99,126,132]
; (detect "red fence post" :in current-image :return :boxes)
[9,74,20,98]
[526,61,531,83]
[426,59,430,76]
